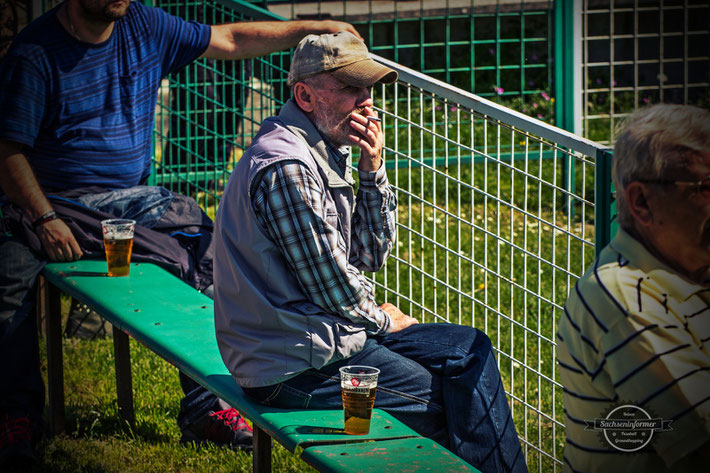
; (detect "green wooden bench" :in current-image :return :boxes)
[39,260,478,473]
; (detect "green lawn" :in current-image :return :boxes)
[22,335,316,473]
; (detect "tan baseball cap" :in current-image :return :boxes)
[287,32,398,87]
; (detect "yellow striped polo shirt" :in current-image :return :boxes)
[558,228,710,473]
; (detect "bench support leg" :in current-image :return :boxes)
[45,281,65,436]
[113,327,136,429]
[253,424,272,473]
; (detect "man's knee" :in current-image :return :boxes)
[469,326,493,354]
[0,238,45,324]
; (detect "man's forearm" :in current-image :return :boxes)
[350,166,397,272]
[202,20,361,60]
[0,140,53,221]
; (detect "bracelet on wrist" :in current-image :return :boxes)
[31,210,58,229]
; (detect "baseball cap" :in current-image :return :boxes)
[287,32,398,87]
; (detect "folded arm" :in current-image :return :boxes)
[252,160,392,334]
[349,162,397,272]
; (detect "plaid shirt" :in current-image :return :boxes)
[251,150,396,334]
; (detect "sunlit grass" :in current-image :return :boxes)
[28,336,316,473]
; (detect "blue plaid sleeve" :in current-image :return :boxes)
[350,162,397,271]
[252,161,391,334]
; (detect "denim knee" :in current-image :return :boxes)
[0,238,45,327]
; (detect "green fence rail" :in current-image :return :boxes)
[149,1,613,470]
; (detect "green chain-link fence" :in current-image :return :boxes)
[256,0,555,106]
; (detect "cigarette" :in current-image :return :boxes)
[367,116,381,122]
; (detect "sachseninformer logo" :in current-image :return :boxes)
[585,404,673,452]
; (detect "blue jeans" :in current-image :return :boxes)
[243,323,528,473]
[0,238,46,423]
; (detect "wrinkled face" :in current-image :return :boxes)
[309,74,373,147]
[643,151,710,282]
[77,0,130,22]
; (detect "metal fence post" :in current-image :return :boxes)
[555,0,582,217]
[554,0,579,133]
[594,149,614,257]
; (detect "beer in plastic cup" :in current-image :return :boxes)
[101,219,136,277]
[339,365,379,435]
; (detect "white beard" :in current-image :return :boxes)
[311,98,364,148]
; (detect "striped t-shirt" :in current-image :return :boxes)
[558,228,710,472]
[0,1,210,191]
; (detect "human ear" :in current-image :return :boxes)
[626,181,654,227]
[293,82,315,113]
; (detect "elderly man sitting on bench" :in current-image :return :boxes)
[214,31,528,473]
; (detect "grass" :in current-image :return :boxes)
[19,332,317,473]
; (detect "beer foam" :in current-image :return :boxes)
[105,233,133,240]
[111,234,133,240]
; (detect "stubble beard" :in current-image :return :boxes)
[79,0,130,23]
[104,2,130,21]
[312,98,365,148]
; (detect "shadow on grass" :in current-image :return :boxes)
[62,404,175,444]
[37,441,109,473]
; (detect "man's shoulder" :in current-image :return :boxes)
[562,232,681,344]
[573,244,638,303]
[5,7,63,60]
[561,242,647,341]
[576,231,681,312]
[121,1,159,28]
[246,117,312,161]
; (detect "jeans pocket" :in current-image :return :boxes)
[268,383,313,409]
[244,383,313,409]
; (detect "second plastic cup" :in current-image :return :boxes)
[101,219,136,277]
[339,365,379,435]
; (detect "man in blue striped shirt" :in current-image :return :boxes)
[0,0,361,465]
[214,32,527,473]
[558,104,710,472]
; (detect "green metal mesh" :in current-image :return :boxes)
[149,0,290,217]
[258,0,556,118]
[582,0,710,144]
[368,62,610,472]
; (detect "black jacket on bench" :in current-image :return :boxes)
[1,186,214,292]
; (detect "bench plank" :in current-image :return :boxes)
[301,438,481,472]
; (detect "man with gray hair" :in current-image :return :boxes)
[558,104,710,472]
[214,32,527,472]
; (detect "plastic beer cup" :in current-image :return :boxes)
[101,219,136,277]
[339,365,379,435]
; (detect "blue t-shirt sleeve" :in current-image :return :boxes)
[143,4,212,76]
[0,50,47,147]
